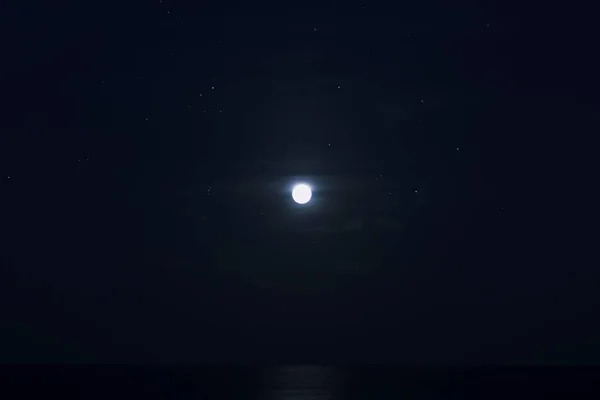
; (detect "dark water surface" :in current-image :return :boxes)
[4,366,596,398]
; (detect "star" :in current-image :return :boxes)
[211,86,215,90]
[456,147,459,151]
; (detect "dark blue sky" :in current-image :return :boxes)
[2,0,598,363]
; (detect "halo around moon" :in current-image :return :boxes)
[292,184,312,204]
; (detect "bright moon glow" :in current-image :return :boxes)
[292,184,312,204]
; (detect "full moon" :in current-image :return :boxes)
[292,184,312,204]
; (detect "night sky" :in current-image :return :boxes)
[2,1,598,363]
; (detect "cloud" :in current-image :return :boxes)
[343,217,365,231]
[299,215,402,234]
